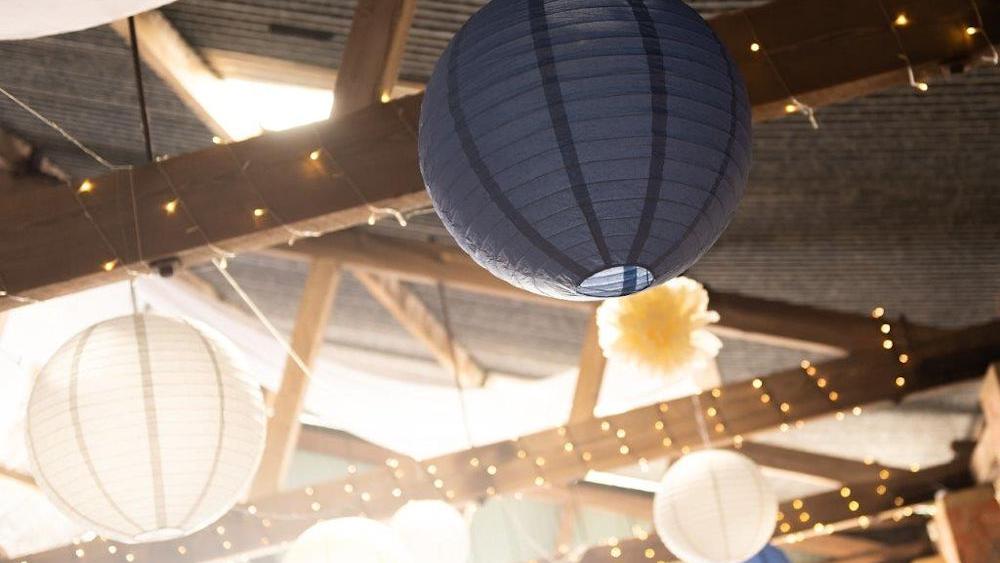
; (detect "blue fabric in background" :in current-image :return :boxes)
[419,0,751,300]
[745,545,792,563]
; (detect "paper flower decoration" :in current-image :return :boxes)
[596,277,721,378]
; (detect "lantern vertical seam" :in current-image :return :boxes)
[133,314,168,530]
[177,328,227,530]
[69,324,146,536]
[445,24,589,279]
[625,0,670,274]
[709,465,732,559]
[528,0,613,271]
[648,41,740,273]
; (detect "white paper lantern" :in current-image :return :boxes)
[653,450,777,563]
[390,501,469,563]
[26,314,266,544]
[283,517,412,563]
[0,0,176,40]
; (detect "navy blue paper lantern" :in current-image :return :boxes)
[419,0,751,300]
[744,545,791,563]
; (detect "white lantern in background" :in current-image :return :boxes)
[653,450,777,563]
[26,314,266,543]
[390,501,469,563]
[283,517,412,563]
[0,1,175,40]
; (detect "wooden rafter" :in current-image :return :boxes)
[354,271,487,387]
[279,231,943,353]
[4,0,996,311]
[737,441,901,485]
[0,94,427,312]
[109,12,239,141]
[296,425,405,466]
[250,259,341,497]
[22,321,998,562]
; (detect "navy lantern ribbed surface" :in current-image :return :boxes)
[419,0,751,300]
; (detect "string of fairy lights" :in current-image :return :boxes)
[0,7,996,563]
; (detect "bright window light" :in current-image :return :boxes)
[202,79,335,141]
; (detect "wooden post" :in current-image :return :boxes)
[249,259,341,497]
[334,0,417,115]
[933,485,1000,562]
[569,310,607,423]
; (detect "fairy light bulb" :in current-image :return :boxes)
[309,150,321,161]
[102,259,117,272]
[894,13,909,26]
[915,82,929,92]
[253,208,266,218]
[78,179,94,194]
[750,42,760,52]
[966,26,978,36]
[164,199,179,214]
[380,91,392,103]
[784,103,797,114]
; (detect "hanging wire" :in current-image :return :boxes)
[875,0,930,93]
[127,16,154,164]
[969,0,1000,64]
[742,12,819,129]
[0,85,124,170]
[436,282,477,448]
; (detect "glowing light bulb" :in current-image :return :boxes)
[916,82,929,92]
[966,26,978,36]
[164,199,179,214]
[78,179,94,194]
[894,13,909,26]
[872,306,885,318]
[750,42,761,52]
[309,150,321,161]
[381,91,392,103]
[784,103,797,114]
[895,376,906,387]
[102,260,117,272]
[253,208,266,218]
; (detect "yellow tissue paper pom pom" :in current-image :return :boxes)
[596,277,721,378]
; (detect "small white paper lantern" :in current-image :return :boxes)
[26,314,266,543]
[0,0,175,40]
[283,517,412,563]
[390,501,469,563]
[653,450,777,563]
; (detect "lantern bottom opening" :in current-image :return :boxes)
[577,265,654,298]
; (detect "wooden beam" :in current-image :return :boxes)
[354,271,487,387]
[737,441,900,485]
[9,0,996,310]
[201,48,422,96]
[109,12,242,141]
[280,231,943,352]
[0,466,36,488]
[0,94,427,312]
[334,0,417,115]
[296,425,403,466]
[0,128,70,186]
[569,311,607,423]
[250,259,341,497]
[556,500,577,557]
[933,484,1000,562]
[23,321,998,563]
[972,364,1000,481]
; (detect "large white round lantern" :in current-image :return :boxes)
[0,1,176,40]
[26,314,266,543]
[284,517,412,563]
[419,0,751,300]
[390,501,469,563]
[653,450,777,563]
